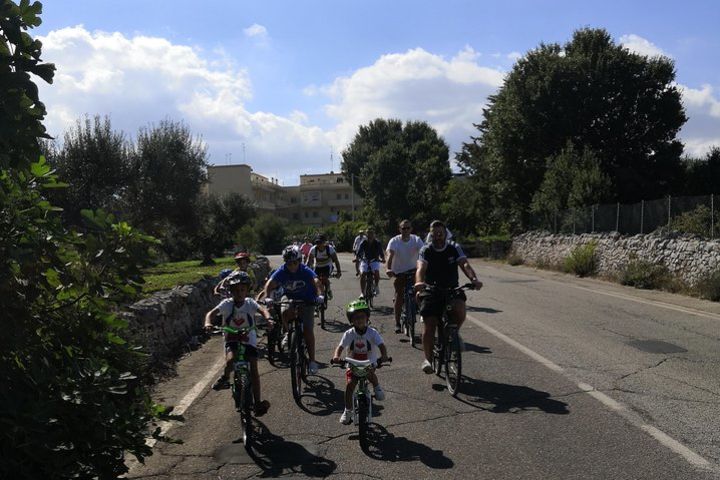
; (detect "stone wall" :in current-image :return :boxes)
[511,232,720,287]
[121,257,271,364]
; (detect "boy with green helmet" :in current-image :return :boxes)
[331,297,390,425]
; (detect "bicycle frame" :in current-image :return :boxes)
[360,260,375,308]
[400,270,417,345]
[272,299,312,405]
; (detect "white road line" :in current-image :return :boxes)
[125,355,226,472]
[467,314,712,470]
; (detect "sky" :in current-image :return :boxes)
[33,0,720,185]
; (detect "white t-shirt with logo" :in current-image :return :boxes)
[387,234,425,274]
[217,298,259,347]
[339,326,384,363]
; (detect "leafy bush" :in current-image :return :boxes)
[619,259,671,289]
[1,4,172,478]
[507,254,524,266]
[696,270,720,302]
[564,241,598,277]
[669,204,715,237]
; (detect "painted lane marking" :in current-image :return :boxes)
[467,314,711,470]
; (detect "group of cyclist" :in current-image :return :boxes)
[204,218,483,423]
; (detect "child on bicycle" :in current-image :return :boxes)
[331,298,390,425]
[204,271,272,416]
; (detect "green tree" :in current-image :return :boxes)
[682,147,720,195]
[47,115,130,224]
[459,27,686,228]
[125,120,208,258]
[236,213,288,255]
[195,192,255,264]
[1,2,170,478]
[341,118,451,232]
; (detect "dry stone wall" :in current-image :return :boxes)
[121,256,271,364]
[511,232,720,287]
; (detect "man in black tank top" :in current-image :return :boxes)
[414,220,484,374]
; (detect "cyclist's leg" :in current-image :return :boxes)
[393,275,404,327]
[449,293,467,328]
[372,262,380,290]
[345,371,358,409]
[359,261,368,294]
[246,348,261,403]
[301,305,316,363]
[419,291,442,362]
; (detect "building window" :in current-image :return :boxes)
[304,212,308,218]
[293,213,299,220]
[337,177,343,183]
[313,211,318,218]
[344,193,349,199]
[336,193,341,200]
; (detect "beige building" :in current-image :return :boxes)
[205,165,362,226]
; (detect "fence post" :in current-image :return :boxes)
[591,205,595,232]
[573,209,576,235]
[554,209,557,234]
[640,200,644,234]
[616,202,620,233]
[712,194,715,239]
[667,195,671,227]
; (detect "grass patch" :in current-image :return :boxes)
[563,241,598,277]
[619,259,671,290]
[696,270,720,302]
[142,256,237,294]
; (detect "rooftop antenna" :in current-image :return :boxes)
[242,143,246,164]
[330,146,334,173]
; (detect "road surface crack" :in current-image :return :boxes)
[618,357,670,381]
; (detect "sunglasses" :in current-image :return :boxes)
[400,226,411,230]
[287,260,300,265]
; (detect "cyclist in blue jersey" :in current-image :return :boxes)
[259,245,325,375]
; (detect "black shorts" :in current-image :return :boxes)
[314,265,332,278]
[418,289,467,318]
[225,342,258,358]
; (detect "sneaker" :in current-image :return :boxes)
[373,286,379,296]
[421,359,433,374]
[212,375,230,390]
[374,385,386,401]
[395,324,402,334]
[281,333,289,350]
[308,361,319,375]
[327,288,333,300]
[339,408,353,425]
[254,400,270,417]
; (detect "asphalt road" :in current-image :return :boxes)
[126,253,720,479]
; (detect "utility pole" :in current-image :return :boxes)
[351,173,355,222]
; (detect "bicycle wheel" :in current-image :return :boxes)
[357,393,369,450]
[239,373,253,449]
[266,329,277,365]
[409,301,416,348]
[432,323,444,376]
[289,333,303,404]
[445,328,462,397]
[364,274,374,309]
[319,302,326,329]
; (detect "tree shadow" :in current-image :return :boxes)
[321,318,350,333]
[236,420,337,477]
[450,377,570,415]
[466,306,502,314]
[295,375,345,416]
[360,423,454,469]
[372,306,394,316]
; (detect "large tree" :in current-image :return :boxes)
[459,28,687,228]
[342,118,452,232]
[47,115,130,224]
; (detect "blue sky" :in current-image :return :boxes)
[34,1,720,184]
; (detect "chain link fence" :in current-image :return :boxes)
[529,194,718,238]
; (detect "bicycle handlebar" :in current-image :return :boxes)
[330,357,393,368]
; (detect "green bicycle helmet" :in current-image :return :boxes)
[346,297,370,322]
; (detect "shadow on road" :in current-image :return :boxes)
[296,375,345,416]
[467,306,502,314]
[241,420,337,477]
[360,423,454,469]
[463,343,492,354]
[372,306,394,316]
[454,377,570,415]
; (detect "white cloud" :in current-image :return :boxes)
[243,24,269,46]
[620,34,669,58]
[322,46,506,157]
[678,83,720,156]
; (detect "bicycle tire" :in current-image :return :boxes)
[445,328,462,396]
[319,303,325,329]
[239,373,253,448]
[364,274,374,309]
[357,393,369,450]
[289,333,303,404]
[409,301,416,348]
[432,324,444,376]
[266,331,276,365]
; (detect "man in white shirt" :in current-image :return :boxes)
[386,219,425,333]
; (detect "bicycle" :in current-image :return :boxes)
[399,270,417,347]
[359,259,376,309]
[212,325,256,449]
[264,300,285,366]
[428,283,475,397]
[270,299,313,405]
[331,357,391,450]
[315,271,338,329]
